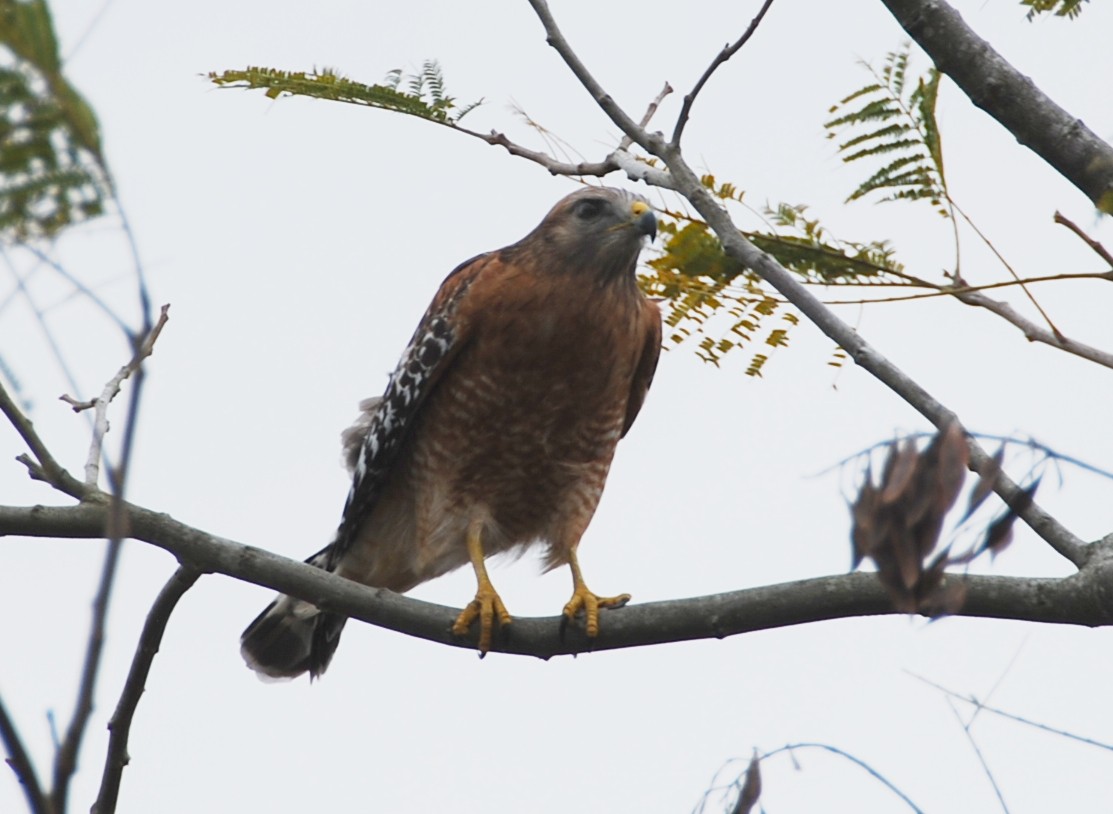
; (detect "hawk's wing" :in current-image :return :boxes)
[621,299,663,438]
[327,253,490,568]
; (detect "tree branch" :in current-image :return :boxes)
[48,539,121,814]
[91,565,200,814]
[0,377,89,500]
[2,501,1113,660]
[671,0,776,145]
[908,672,1113,752]
[1054,210,1113,267]
[526,0,662,156]
[621,81,673,151]
[63,304,170,489]
[524,0,1092,568]
[0,694,48,814]
[878,0,1113,213]
[949,283,1113,370]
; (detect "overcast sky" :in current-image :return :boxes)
[3,1,1113,812]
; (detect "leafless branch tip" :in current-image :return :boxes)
[671,0,776,145]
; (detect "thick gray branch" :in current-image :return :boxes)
[3,502,1112,659]
[879,0,1113,212]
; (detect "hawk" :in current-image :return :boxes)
[241,186,661,679]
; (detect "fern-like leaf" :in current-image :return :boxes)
[639,207,905,370]
[209,62,482,126]
[1020,0,1088,19]
[826,44,949,218]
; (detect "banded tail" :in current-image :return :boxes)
[240,546,347,680]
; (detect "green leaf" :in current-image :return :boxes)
[0,0,109,241]
[1020,0,1088,20]
[208,62,482,126]
[825,44,949,217]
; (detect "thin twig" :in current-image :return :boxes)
[524,0,1090,569]
[909,672,1113,752]
[91,565,201,814]
[671,0,776,145]
[113,200,154,337]
[49,539,122,814]
[0,694,49,814]
[16,244,136,340]
[619,82,673,151]
[1054,210,1113,267]
[761,742,925,813]
[467,127,620,177]
[815,431,1113,483]
[0,376,88,500]
[944,697,1011,814]
[950,285,1113,370]
[70,303,169,488]
[526,0,659,155]
[952,201,1064,340]
[2,250,100,429]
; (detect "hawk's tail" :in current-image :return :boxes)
[240,546,347,680]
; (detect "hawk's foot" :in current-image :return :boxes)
[452,584,512,654]
[562,585,631,638]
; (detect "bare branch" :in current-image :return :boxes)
[671,0,776,145]
[91,565,201,814]
[620,81,673,151]
[68,304,170,488]
[908,672,1113,753]
[526,0,663,157]
[522,0,1090,568]
[944,697,1011,814]
[14,243,136,340]
[950,284,1113,370]
[463,126,621,177]
[951,201,1064,341]
[0,694,49,814]
[760,743,925,813]
[1054,210,1113,267]
[879,0,1113,212]
[2,501,1113,659]
[48,540,122,814]
[0,377,89,500]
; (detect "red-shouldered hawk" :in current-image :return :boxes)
[241,186,661,679]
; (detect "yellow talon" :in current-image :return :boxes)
[562,587,630,637]
[562,548,629,637]
[452,519,512,654]
[452,582,511,654]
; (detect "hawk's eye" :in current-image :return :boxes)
[572,198,607,221]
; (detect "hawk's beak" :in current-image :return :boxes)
[631,200,657,242]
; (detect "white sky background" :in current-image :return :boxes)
[3,1,1113,811]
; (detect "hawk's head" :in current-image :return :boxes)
[515,187,657,280]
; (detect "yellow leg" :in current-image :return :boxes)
[562,548,630,637]
[451,519,512,653]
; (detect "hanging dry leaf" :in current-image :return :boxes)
[981,478,1041,557]
[962,444,1006,522]
[731,752,762,814]
[849,423,1042,615]
[847,422,992,616]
